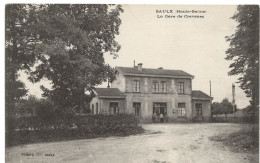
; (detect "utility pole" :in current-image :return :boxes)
[232,83,236,117]
[210,80,212,97]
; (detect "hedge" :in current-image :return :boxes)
[211,116,258,123]
[6,114,144,146]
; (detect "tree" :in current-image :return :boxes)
[6,4,27,117]
[220,98,234,117]
[29,5,123,112]
[243,105,259,123]
[6,4,45,118]
[211,98,236,116]
[211,102,221,115]
[14,95,39,116]
[225,5,259,110]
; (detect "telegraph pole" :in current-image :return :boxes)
[232,83,236,117]
[209,80,212,103]
[210,80,212,97]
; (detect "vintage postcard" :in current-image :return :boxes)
[5,4,259,163]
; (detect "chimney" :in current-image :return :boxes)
[138,63,143,71]
[158,67,163,69]
[107,79,110,88]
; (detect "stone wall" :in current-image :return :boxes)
[192,99,211,122]
[101,98,126,114]
[122,76,193,122]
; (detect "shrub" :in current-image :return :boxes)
[7,114,144,146]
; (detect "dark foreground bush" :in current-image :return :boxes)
[6,114,144,147]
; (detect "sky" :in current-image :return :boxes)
[19,5,251,108]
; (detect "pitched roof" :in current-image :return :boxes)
[94,88,125,98]
[192,90,212,100]
[116,67,194,78]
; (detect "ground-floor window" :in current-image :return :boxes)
[195,103,202,117]
[109,102,119,114]
[153,103,167,115]
[96,103,98,114]
[178,103,186,117]
[133,102,141,116]
[92,104,94,114]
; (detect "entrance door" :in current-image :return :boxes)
[153,103,167,115]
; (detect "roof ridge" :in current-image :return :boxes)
[117,66,184,71]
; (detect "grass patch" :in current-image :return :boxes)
[209,124,259,153]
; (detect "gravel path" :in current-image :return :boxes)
[6,123,258,163]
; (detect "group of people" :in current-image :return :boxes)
[152,113,168,123]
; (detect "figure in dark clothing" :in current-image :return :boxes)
[152,113,156,122]
[160,113,164,123]
[165,114,169,122]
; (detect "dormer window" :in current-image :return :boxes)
[133,80,140,92]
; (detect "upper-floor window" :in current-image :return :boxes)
[178,82,184,94]
[133,80,140,92]
[152,81,159,93]
[160,81,167,93]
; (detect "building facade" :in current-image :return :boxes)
[90,63,212,122]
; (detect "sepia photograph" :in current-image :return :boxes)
[4,3,259,163]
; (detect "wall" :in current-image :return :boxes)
[124,76,192,94]
[192,99,211,121]
[124,91,192,122]
[89,96,100,114]
[90,97,126,114]
[122,76,192,122]
[100,98,126,114]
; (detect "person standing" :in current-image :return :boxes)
[160,113,164,123]
[165,113,168,122]
[152,113,156,123]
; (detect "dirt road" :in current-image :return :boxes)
[6,123,258,163]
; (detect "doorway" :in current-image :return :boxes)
[153,103,167,115]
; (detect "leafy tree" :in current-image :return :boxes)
[220,98,234,117]
[14,95,39,116]
[211,102,221,115]
[5,5,47,143]
[225,5,259,110]
[6,4,37,117]
[28,4,123,112]
[211,98,237,116]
